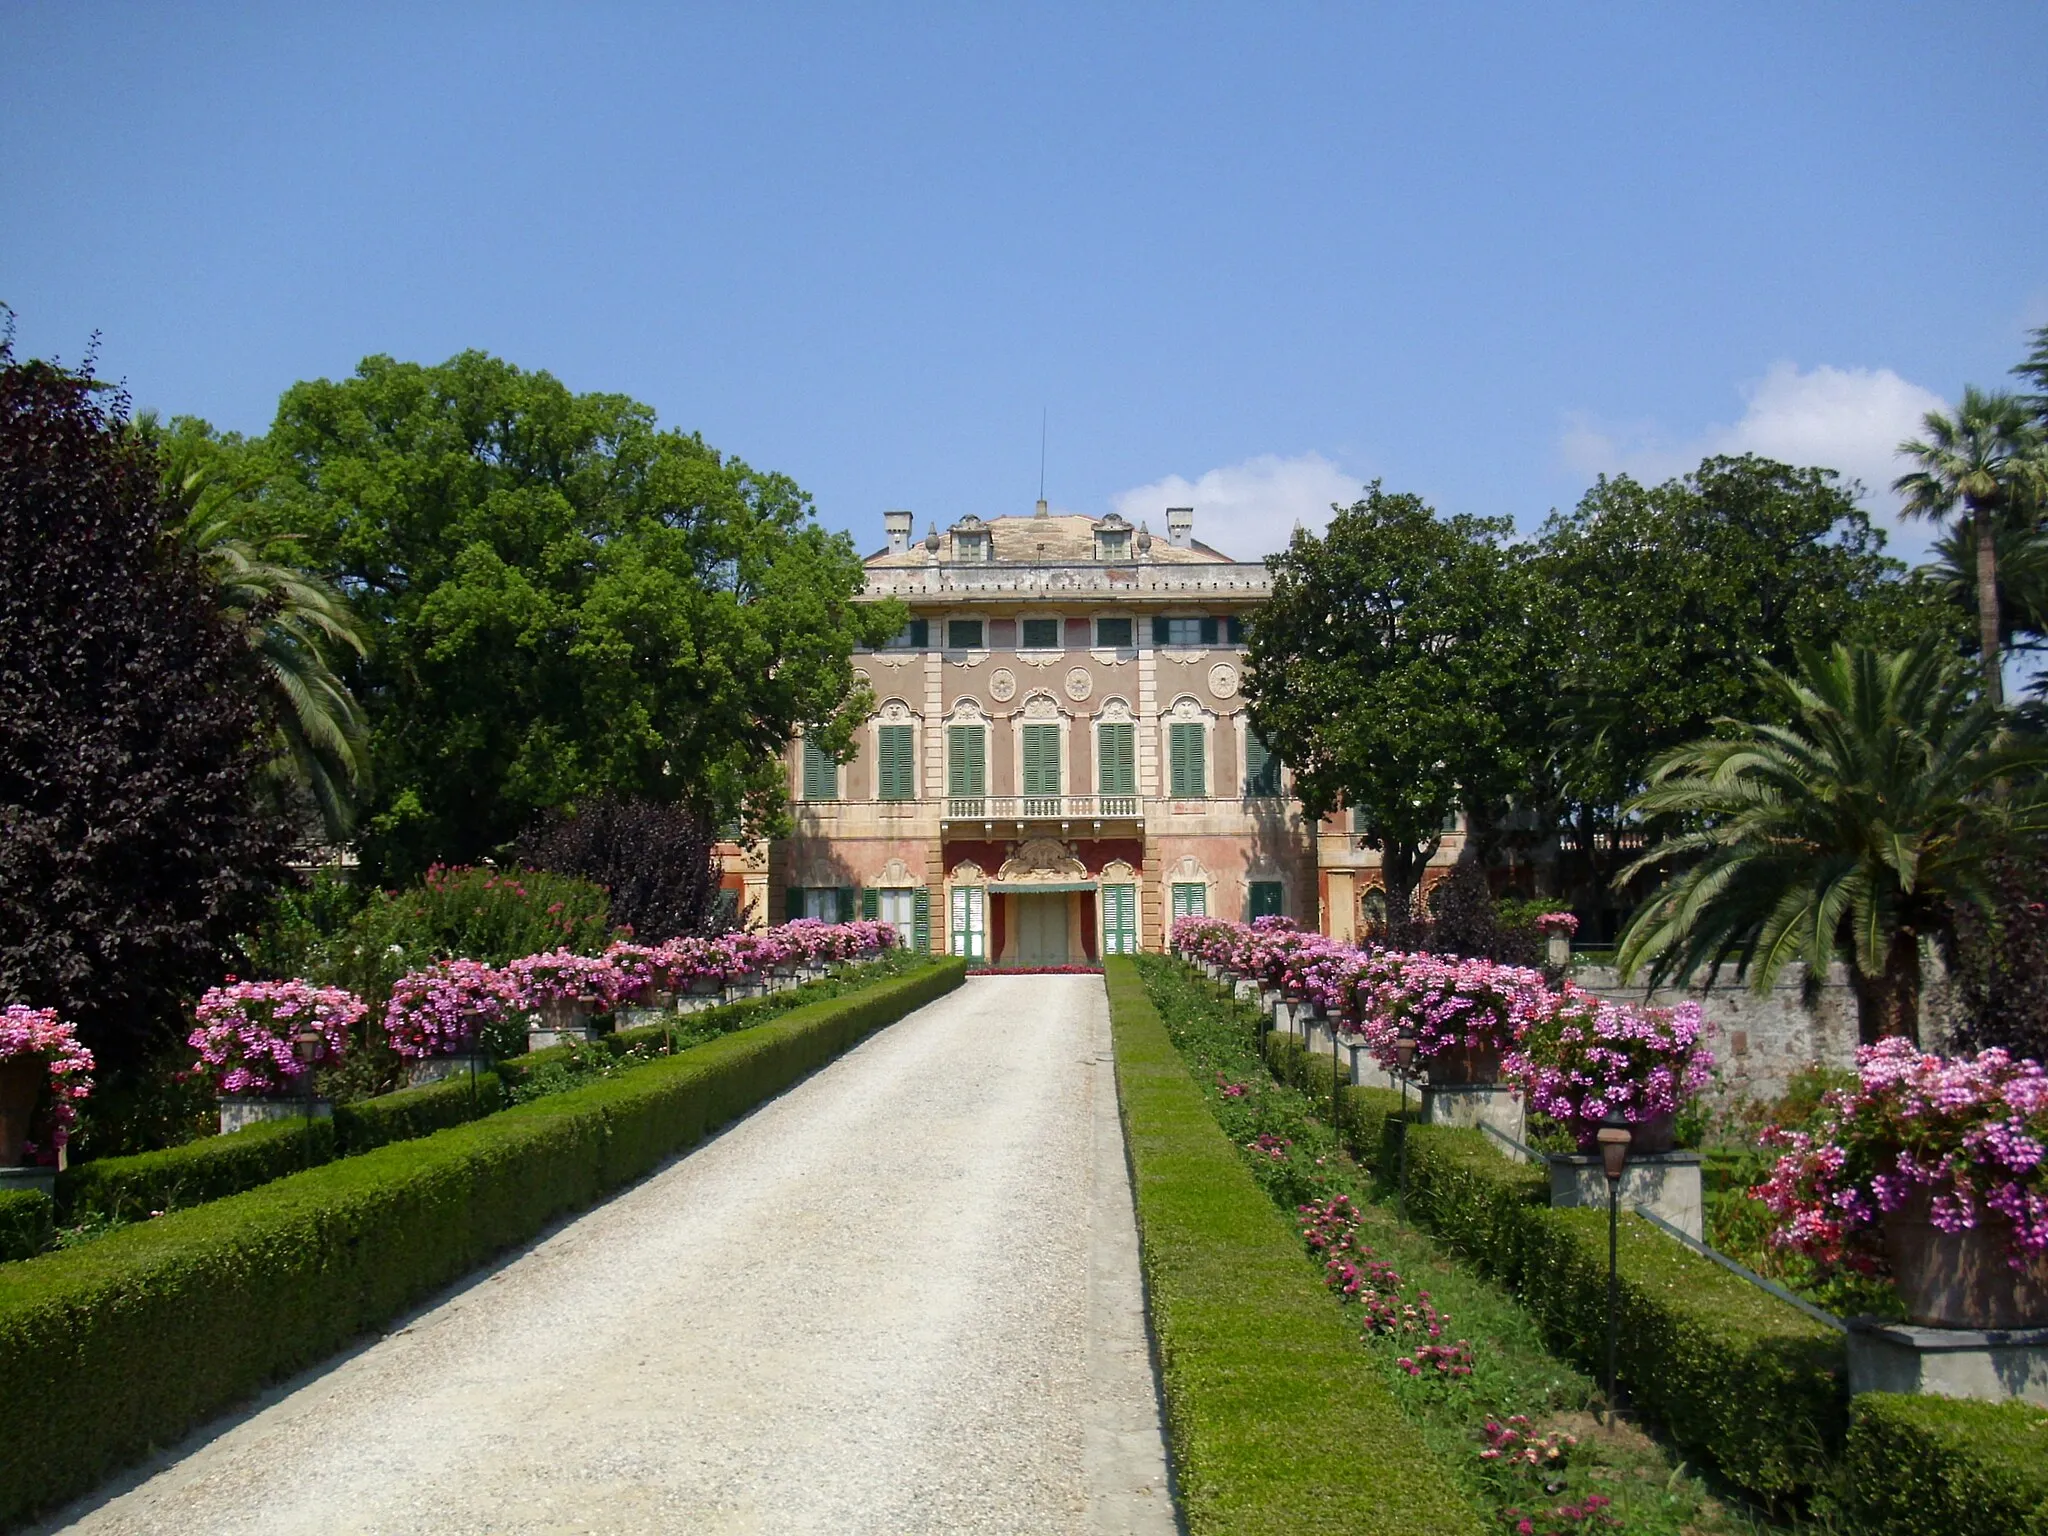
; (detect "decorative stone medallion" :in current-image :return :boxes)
[989,667,1017,702]
[1064,666,1093,702]
[1208,662,1240,700]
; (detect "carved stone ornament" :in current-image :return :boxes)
[876,652,918,670]
[949,859,987,884]
[1021,692,1062,721]
[949,652,985,670]
[1064,666,1093,702]
[996,838,1088,884]
[989,668,1017,702]
[1208,662,1240,700]
[878,857,917,886]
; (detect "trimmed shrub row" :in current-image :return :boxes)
[1102,958,1483,1536]
[0,957,964,1528]
[0,1189,53,1264]
[42,961,913,1234]
[1842,1393,2048,1535]
[1255,994,1846,1507]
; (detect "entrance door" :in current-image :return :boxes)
[1013,893,1071,966]
[878,889,917,950]
[950,886,986,960]
[1101,885,1138,955]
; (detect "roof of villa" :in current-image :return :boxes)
[865,513,1235,568]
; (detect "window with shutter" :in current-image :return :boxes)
[1151,615,1171,646]
[1102,885,1138,955]
[877,724,915,801]
[1021,725,1061,798]
[947,725,986,800]
[1169,721,1206,797]
[836,887,856,922]
[1199,616,1219,645]
[1249,881,1284,919]
[1244,728,1280,797]
[912,887,931,952]
[949,886,986,959]
[1170,882,1207,919]
[860,887,879,920]
[1020,617,1060,649]
[784,885,806,922]
[1226,615,1244,645]
[1095,616,1133,649]
[1096,723,1135,798]
[801,739,838,801]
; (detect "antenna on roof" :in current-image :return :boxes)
[1035,408,1048,517]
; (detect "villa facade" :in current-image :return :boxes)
[762,502,1459,961]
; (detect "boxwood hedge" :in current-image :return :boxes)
[0,957,962,1528]
[1103,959,1483,1536]
[1843,1392,2048,1535]
[0,1189,53,1263]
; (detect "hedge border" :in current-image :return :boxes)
[1842,1392,2048,1535]
[1102,958,1483,1536]
[0,1190,53,1264]
[0,957,964,1528]
[1246,987,1847,1507]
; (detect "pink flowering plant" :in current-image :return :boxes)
[1505,990,1714,1149]
[0,1004,95,1154]
[189,980,363,1096]
[383,960,520,1058]
[505,950,633,1013]
[1751,1039,2048,1274]
[1355,949,1550,1071]
[1532,912,1579,937]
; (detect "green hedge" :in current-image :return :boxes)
[1102,959,1483,1536]
[1843,1393,2048,1535]
[0,1189,53,1263]
[54,1072,505,1226]
[0,957,963,1528]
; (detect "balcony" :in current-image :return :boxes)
[941,794,1143,829]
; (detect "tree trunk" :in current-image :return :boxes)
[1851,931,1922,1047]
[1379,840,1437,949]
[1974,500,2003,707]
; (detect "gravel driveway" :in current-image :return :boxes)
[40,975,1177,1536]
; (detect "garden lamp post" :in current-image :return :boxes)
[1394,1025,1418,1221]
[1330,1006,1343,1130]
[292,1026,325,1171]
[1596,1110,1633,1411]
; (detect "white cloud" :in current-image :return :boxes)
[1107,451,1363,561]
[1561,362,1952,558]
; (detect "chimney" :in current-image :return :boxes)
[884,509,913,555]
[1167,506,1193,548]
[1034,498,1049,519]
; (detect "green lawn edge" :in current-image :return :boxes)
[1102,957,1485,1536]
[0,957,965,1530]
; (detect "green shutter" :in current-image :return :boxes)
[861,887,879,920]
[785,885,806,922]
[1226,615,1244,645]
[1244,728,1279,797]
[912,886,930,951]
[1199,616,1219,645]
[837,887,855,922]
[1097,723,1135,796]
[1022,725,1060,796]
[1250,881,1283,919]
[878,724,914,801]
[1170,722,1206,797]
[1103,885,1137,955]
[948,725,985,796]
[1152,615,1170,646]
[802,739,837,800]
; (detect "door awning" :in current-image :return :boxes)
[986,881,1096,893]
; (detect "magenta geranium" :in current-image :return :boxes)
[0,1004,95,1153]
[1533,912,1579,937]
[505,950,633,1013]
[1752,1039,2048,1274]
[383,960,519,1059]
[189,980,364,1096]
[1504,989,1714,1149]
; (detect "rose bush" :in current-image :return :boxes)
[188,980,364,1096]
[0,1004,95,1154]
[1752,1039,2048,1273]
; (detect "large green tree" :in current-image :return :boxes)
[1530,455,1940,896]
[226,351,899,881]
[1242,482,1533,924]
[1616,642,2047,1044]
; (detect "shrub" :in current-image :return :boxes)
[1103,958,1484,1536]
[0,1189,52,1262]
[514,795,726,943]
[0,958,964,1526]
[1841,1393,2048,1536]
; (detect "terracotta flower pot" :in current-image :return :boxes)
[1883,1189,2048,1329]
[1425,1044,1503,1086]
[0,1055,43,1166]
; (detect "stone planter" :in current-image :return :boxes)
[218,1094,331,1137]
[0,1054,43,1167]
[1548,1150,1704,1240]
[1421,1082,1525,1145]
[527,999,595,1053]
[1847,1320,2048,1405]
[1546,932,1571,968]
[1884,1193,2048,1329]
[407,1052,490,1088]
[618,990,677,1030]
[1423,1044,1504,1086]
[1624,1111,1678,1156]
[1343,1041,1394,1091]
[0,1164,55,1197]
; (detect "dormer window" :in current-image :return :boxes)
[948,515,992,562]
[1093,513,1134,561]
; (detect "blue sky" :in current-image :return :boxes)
[4,4,2044,565]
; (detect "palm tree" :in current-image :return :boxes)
[1926,511,2048,660]
[136,416,372,841]
[1614,642,2048,1044]
[1894,388,2048,706]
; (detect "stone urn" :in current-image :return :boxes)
[1424,1043,1504,1086]
[407,1052,491,1088]
[1884,1191,2048,1329]
[527,998,595,1051]
[218,1094,329,1136]
[0,1055,44,1166]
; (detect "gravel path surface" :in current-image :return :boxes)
[42,975,1177,1536]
